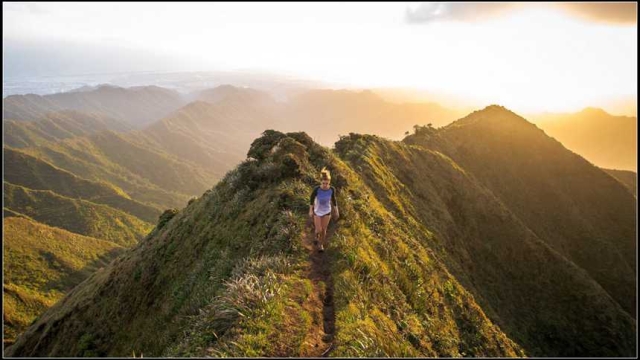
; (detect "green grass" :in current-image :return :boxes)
[4,182,153,246]
[405,105,636,319]
[3,110,132,149]
[6,122,637,357]
[4,147,162,222]
[3,216,125,345]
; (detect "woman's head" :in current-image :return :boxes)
[320,167,331,188]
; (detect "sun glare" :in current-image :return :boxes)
[380,6,637,113]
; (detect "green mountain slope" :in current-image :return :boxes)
[3,216,125,345]
[341,132,635,356]
[10,131,206,210]
[405,105,636,318]
[138,99,282,178]
[7,127,635,357]
[4,110,132,148]
[4,182,153,246]
[4,147,161,222]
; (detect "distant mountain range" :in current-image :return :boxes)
[531,107,637,171]
[4,85,187,127]
[5,105,636,357]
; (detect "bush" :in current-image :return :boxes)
[157,208,179,229]
[247,130,287,161]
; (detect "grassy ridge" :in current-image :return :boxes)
[405,105,636,317]
[3,110,132,148]
[4,147,162,222]
[5,131,523,357]
[4,182,153,246]
[5,116,637,357]
[3,217,125,344]
[15,132,209,210]
[336,132,635,356]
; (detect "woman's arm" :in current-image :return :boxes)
[331,187,338,208]
[309,186,318,216]
[331,187,339,218]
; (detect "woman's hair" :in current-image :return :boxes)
[320,167,331,181]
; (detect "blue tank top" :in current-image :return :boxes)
[313,187,334,216]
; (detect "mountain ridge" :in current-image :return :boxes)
[6,107,636,357]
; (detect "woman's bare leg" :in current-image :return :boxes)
[321,214,331,246]
[313,214,323,244]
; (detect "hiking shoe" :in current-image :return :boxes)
[318,243,325,252]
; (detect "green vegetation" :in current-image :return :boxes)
[3,217,124,344]
[4,182,153,246]
[338,130,635,356]
[4,147,162,222]
[14,132,209,210]
[405,105,636,318]
[3,110,132,148]
[6,129,524,357]
[5,106,636,357]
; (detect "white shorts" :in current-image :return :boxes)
[314,209,331,217]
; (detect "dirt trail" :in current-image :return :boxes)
[299,218,336,357]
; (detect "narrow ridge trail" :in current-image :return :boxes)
[299,218,336,357]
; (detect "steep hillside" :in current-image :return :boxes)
[4,147,161,222]
[139,99,283,175]
[339,132,635,356]
[4,110,132,148]
[3,85,187,127]
[603,168,637,197]
[532,107,637,171]
[4,182,153,246]
[3,217,125,345]
[13,130,210,209]
[7,129,635,357]
[405,105,636,318]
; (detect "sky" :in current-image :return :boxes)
[3,2,638,114]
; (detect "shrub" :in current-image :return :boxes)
[157,208,179,229]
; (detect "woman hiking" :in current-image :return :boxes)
[309,167,339,252]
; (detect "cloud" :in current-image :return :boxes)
[405,3,521,23]
[3,2,50,14]
[555,3,637,24]
[405,2,637,25]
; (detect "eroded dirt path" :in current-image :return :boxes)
[299,218,336,357]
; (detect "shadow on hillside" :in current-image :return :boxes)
[42,247,126,293]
